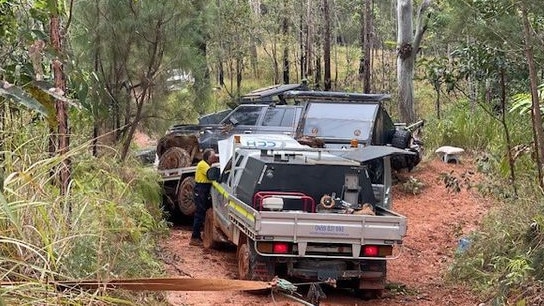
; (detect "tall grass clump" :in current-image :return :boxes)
[0,128,169,305]
[423,100,506,154]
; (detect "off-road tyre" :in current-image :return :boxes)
[158,147,191,170]
[161,192,182,222]
[237,240,275,282]
[177,176,196,216]
[203,209,220,249]
[390,129,413,171]
[390,129,412,149]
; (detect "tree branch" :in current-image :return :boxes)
[413,0,432,56]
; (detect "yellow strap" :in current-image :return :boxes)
[2,278,272,292]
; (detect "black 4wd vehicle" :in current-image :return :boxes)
[162,85,422,172]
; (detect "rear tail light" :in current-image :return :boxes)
[273,242,289,254]
[362,245,379,257]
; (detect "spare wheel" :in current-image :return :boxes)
[177,176,196,216]
[391,129,412,149]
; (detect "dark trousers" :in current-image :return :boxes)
[191,183,212,239]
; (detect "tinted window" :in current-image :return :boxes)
[262,108,297,127]
[302,103,378,140]
[222,106,263,126]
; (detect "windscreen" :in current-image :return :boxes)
[302,103,378,140]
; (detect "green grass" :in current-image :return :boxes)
[0,126,169,305]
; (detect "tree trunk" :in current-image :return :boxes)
[396,0,431,123]
[315,55,321,89]
[499,68,517,195]
[49,3,71,210]
[282,14,290,84]
[435,84,440,119]
[218,61,225,87]
[362,0,372,93]
[272,37,279,84]
[299,12,305,80]
[323,0,331,91]
[121,87,147,161]
[236,57,243,97]
[249,0,260,78]
[305,0,313,79]
[521,5,544,188]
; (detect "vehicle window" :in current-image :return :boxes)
[262,108,297,127]
[302,103,377,140]
[220,158,233,183]
[222,106,263,126]
[228,153,245,187]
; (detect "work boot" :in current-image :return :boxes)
[189,238,203,246]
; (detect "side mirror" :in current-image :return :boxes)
[206,167,220,181]
[228,117,239,126]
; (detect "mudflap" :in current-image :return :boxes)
[356,260,386,300]
[358,271,385,290]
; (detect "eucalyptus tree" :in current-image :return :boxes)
[323,0,331,90]
[48,0,71,199]
[396,0,432,123]
[70,0,208,161]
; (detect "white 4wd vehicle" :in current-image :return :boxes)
[203,134,411,300]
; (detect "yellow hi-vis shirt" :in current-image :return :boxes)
[195,160,212,183]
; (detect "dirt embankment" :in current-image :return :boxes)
[158,157,491,306]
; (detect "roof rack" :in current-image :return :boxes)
[283,90,390,103]
[239,83,309,104]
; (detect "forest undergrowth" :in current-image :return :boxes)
[0,125,169,305]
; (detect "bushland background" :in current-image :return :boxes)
[1,0,544,304]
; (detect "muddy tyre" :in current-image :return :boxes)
[177,176,196,216]
[390,129,414,171]
[158,147,191,170]
[203,209,220,249]
[237,240,274,281]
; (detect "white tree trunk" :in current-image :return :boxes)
[397,0,414,123]
[396,0,431,123]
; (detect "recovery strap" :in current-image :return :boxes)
[2,278,272,292]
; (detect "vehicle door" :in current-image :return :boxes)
[212,152,246,232]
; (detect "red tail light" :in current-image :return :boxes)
[273,242,289,254]
[363,245,379,257]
